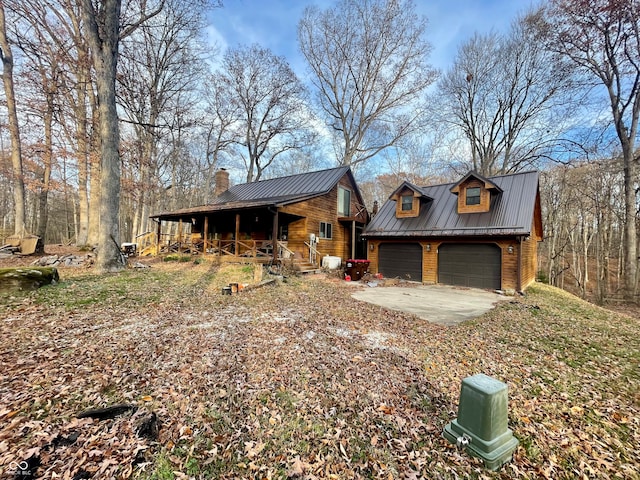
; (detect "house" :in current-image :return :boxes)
[149,166,369,267]
[363,170,543,292]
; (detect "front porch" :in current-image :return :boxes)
[141,207,334,276]
[136,229,295,264]
[146,189,368,272]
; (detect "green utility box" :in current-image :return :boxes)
[443,373,519,470]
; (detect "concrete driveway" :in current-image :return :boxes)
[351,284,508,326]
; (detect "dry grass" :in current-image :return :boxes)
[0,257,638,479]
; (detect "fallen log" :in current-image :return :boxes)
[0,267,59,292]
[76,404,136,420]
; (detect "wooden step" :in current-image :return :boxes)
[294,261,321,274]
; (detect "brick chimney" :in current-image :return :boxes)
[214,168,229,197]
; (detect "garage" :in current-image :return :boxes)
[378,243,422,281]
[438,243,501,289]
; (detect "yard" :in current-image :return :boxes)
[0,256,638,479]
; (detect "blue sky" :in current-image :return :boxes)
[207,0,534,75]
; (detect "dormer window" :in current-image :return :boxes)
[401,195,414,211]
[450,171,503,214]
[389,182,429,218]
[466,187,481,206]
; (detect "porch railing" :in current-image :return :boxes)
[304,241,326,266]
[135,231,157,256]
[140,234,298,262]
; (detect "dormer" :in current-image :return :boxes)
[450,171,503,214]
[389,181,431,218]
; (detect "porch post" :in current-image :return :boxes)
[178,219,183,253]
[272,208,279,264]
[203,216,209,256]
[351,220,356,259]
[156,220,161,256]
[235,213,240,257]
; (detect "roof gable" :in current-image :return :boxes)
[364,170,540,238]
[151,166,366,219]
[215,166,352,205]
[388,181,433,201]
[387,181,433,219]
[449,171,503,195]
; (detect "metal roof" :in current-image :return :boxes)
[151,166,353,219]
[363,170,540,238]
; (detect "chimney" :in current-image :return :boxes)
[214,168,229,197]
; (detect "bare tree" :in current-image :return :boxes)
[438,9,573,176]
[117,0,208,239]
[200,75,239,200]
[9,0,74,247]
[12,0,100,247]
[540,160,625,302]
[0,1,25,236]
[79,0,124,271]
[546,0,640,300]
[219,44,310,182]
[298,0,436,167]
[80,0,163,271]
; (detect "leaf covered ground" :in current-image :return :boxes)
[0,258,638,479]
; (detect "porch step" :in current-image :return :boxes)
[294,261,321,274]
[138,245,156,256]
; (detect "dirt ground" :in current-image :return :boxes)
[2,245,637,319]
[1,247,639,479]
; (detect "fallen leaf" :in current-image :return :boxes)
[287,456,305,477]
[244,440,265,458]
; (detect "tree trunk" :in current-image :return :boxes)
[94,53,123,271]
[75,64,91,246]
[80,0,124,272]
[36,89,54,247]
[0,3,25,236]
[87,151,101,245]
[622,143,638,299]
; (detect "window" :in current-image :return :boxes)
[401,195,413,211]
[278,224,288,241]
[466,187,481,206]
[319,222,332,239]
[338,187,351,216]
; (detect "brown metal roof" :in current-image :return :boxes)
[151,166,354,220]
[363,170,540,238]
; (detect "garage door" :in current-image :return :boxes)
[378,243,422,281]
[438,244,501,289]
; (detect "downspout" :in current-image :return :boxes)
[517,236,523,293]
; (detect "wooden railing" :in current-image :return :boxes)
[208,240,272,258]
[278,241,295,260]
[135,231,158,256]
[304,241,326,266]
[135,234,298,262]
